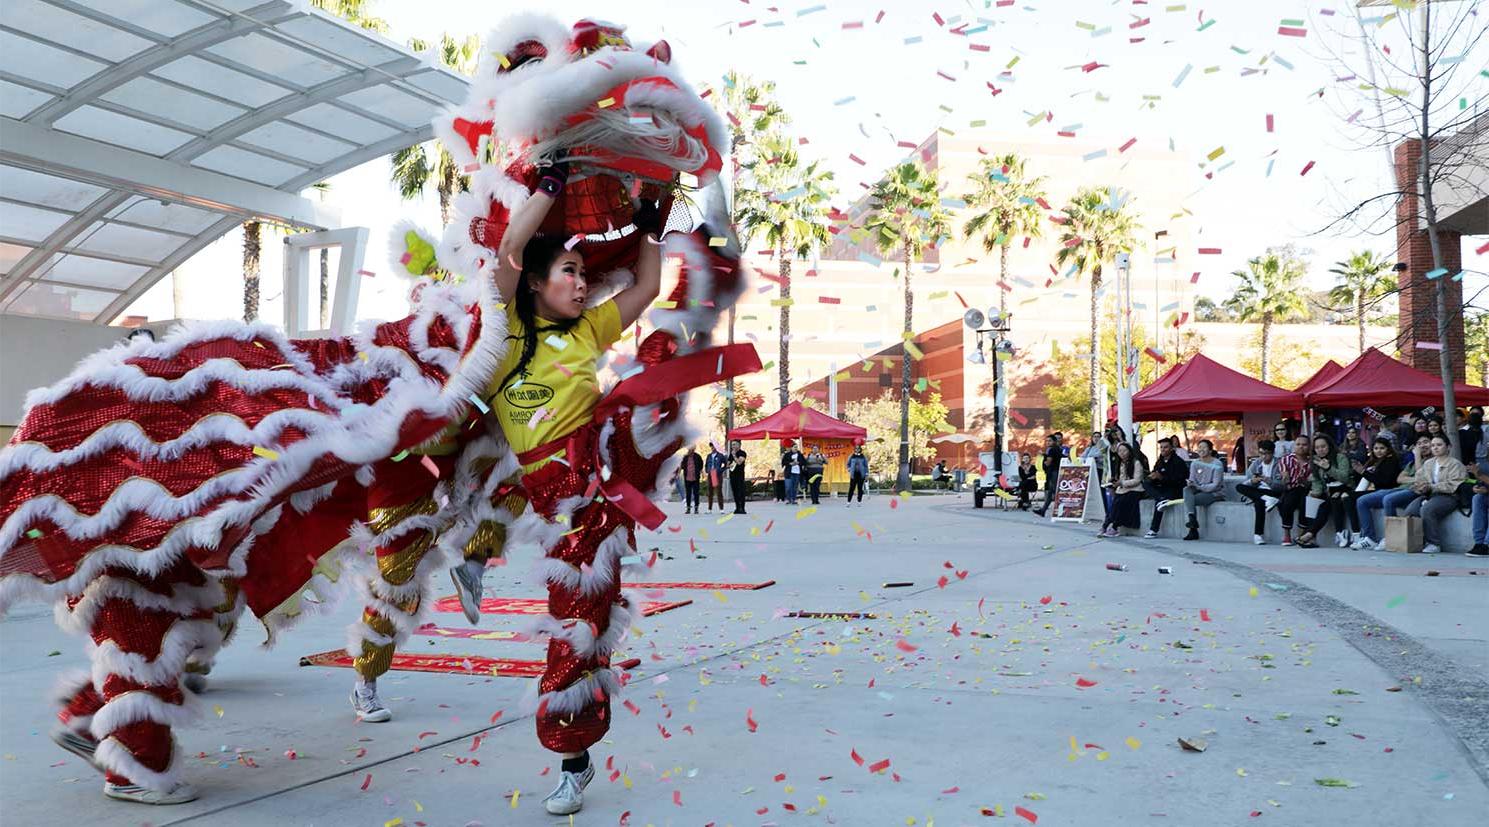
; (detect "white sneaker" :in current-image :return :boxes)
[1253,534,1265,545]
[1262,496,1278,512]
[1349,536,1370,550]
[1333,531,1348,547]
[450,560,485,625]
[350,681,391,722]
[1159,498,1183,511]
[1373,539,1388,552]
[1421,543,1441,555]
[104,781,199,805]
[1143,529,1159,539]
[543,764,596,815]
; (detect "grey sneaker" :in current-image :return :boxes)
[1143,529,1159,539]
[450,560,485,625]
[1421,543,1441,555]
[182,670,208,694]
[103,781,198,805]
[51,727,102,773]
[543,763,596,815]
[350,681,391,723]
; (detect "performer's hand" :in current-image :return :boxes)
[536,159,570,197]
[632,198,662,236]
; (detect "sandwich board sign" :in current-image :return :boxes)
[1048,461,1096,522]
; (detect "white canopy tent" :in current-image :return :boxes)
[0,0,470,324]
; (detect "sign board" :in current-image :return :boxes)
[1048,462,1092,522]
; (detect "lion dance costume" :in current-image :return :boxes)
[0,13,757,799]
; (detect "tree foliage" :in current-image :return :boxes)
[1327,249,1396,353]
[841,391,954,478]
[961,154,1047,312]
[1223,246,1309,383]
[391,33,479,225]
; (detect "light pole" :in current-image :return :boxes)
[965,308,1014,474]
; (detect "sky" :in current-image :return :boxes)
[131,0,1488,327]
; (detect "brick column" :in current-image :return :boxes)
[1393,139,1466,381]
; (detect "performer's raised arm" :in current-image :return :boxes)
[494,162,568,303]
[612,198,664,329]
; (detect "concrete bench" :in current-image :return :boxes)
[1129,497,1475,551]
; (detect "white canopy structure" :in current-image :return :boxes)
[0,0,470,324]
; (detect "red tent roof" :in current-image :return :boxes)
[1130,354,1303,421]
[1293,360,1343,395]
[727,401,868,442]
[1303,348,1489,408]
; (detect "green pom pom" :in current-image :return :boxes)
[403,230,437,276]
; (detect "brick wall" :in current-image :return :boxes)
[1393,139,1466,381]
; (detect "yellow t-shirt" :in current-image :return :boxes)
[489,299,623,462]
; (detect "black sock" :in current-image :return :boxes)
[561,752,589,774]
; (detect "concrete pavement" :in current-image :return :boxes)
[1,491,1485,825]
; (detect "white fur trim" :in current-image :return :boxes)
[55,575,223,637]
[87,619,218,688]
[523,667,622,718]
[91,688,201,738]
[94,736,179,792]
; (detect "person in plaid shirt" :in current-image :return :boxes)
[1275,435,1313,546]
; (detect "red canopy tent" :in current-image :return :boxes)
[1293,360,1343,395]
[727,401,867,443]
[1303,348,1489,408]
[1129,354,1303,421]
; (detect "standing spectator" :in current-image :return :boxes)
[1272,421,1295,455]
[846,445,869,505]
[1469,466,1489,557]
[1275,436,1313,546]
[1459,406,1485,467]
[1341,426,1369,467]
[1033,434,1063,517]
[1180,439,1226,541]
[1080,432,1107,466]
[1295,434,1353,548]
[705,444,727,512]
[781,443,805,505]
[1377,415,1401,450]
[1393,413,1417,451]
[680,446,703,514]
[1237,439,1285,545]
[1016,452,1039,510]
[1169,434,1191,461]
[1100,442,1148,537]
[1141,437,1189,538]
[1402,434,1466,554]
[805,445,827,505]
[1425,417,1446,442]
[729,440,748,515]
[1099,425,1125,519]
[1350,438,1402,549]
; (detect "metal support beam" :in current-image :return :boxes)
[282,227,369,337]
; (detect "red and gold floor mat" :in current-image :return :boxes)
[431,596,693,616]
[414,624,530,641]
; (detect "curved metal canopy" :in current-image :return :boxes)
[0,0,469,323]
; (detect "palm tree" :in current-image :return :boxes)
[714,71,790,429]
[391,33,479,226]
[1054,186,1139,430]
[1224,249,1309,383]
[961,154,1047,315]
[736,133,836,408]
[863,161,952,492]
[1327,250,1394,354]
[1465,310,1489,388]
[242,220,261,322]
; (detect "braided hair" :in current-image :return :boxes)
[497,234,584,392]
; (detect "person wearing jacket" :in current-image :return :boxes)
[1142,437,1189,537]
[1032,433,1063,517]
[1295,433,1354,548]
[1100,442,1148,537]
[1236,439,1287,544]
[1402,434,1468,554]
[804,445,827,505]
[704,444,727,512]
[846,445,869,505]
[1180,439,1226,541]
[680,446,704,514]
[1349,438,1403,549]
[781,444,805,504]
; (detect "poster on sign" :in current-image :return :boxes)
[1049,462,1092,522]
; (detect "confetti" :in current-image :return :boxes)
[252,446,279,461]
[1015,805,1039,823]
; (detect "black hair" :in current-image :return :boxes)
[1116,441,1146,477]
[1370,437,1397,462]
[497,235,583,392]
[1197,438,1214,453]
[1258,438,1276,452]
[1312,432,1338,457]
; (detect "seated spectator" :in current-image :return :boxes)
[1272,421,1295,455]
[1180,439,1226,541]
[1459,407,1485,467]
[1402,434,1467,555]
[1100,442,1148,537]
[1276,435,1313,546]
[1237,439,1285,545]
[1350,438,1402,549]
[1469,466,1488,558]
[1295,434,1353,549]
[1142,438,1189,538]
[1377,434,1432,550]
[1341,426,1369,466]
[1016,453,1039,510]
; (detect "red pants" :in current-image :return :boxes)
[55,558,220,790]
